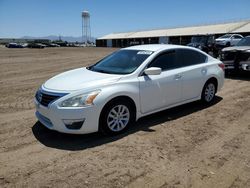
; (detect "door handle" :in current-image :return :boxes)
[174,74,182,80]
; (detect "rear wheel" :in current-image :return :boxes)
[99,99,135,135]
[201,81,216,103]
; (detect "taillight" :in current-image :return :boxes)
[218,63,225,71]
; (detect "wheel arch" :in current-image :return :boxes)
[204,77,218,93]
[98,95,137,132]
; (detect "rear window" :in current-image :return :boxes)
[176,49,207,67]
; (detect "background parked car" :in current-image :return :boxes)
[48,43,60,47]
[27,43,45,49]
[220,36,250,72]
[5,43,24,48]
[215,34,243,48]
[187,35,218,57]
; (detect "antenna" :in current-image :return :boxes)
[81,11,91,46]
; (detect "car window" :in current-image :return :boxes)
[233,35,243,39]
[149,50,181,71]
[176,49,207,67]
[88,50,152,74]
[219,34,232,39]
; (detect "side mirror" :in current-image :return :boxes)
[144,67,162,75]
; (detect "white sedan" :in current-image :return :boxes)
[35,44,224,135]
[215,34,243,47]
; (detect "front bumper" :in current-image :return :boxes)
[241,63,250,71]
[222,60,250,71]
[215,43,227,49]
[222,60,235,70]
[34,99,100,134]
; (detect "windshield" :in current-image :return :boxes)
[191,36,207,44]
[237,37,250,46]
[219,34,232,39]
[88,50,153,74]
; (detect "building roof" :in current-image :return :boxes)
[232,22,250,33]
[98,20,250,40]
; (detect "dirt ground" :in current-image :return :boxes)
[0,47,250,188]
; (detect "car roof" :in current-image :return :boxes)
[123,44,195,52]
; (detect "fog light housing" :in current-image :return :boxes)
[63,119,85,130]
[242,64,250,71]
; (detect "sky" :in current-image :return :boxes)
[0,0,250,38]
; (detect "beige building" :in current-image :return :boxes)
[96,20,250,47]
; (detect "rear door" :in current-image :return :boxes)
[139,50,182,114]
[176,49,208,101]
[231,35,243,45]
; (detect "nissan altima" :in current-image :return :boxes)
[35,44,224,135]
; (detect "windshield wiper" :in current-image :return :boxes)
[96,69,111,74]
[89,66,111,74]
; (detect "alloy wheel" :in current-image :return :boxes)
[204,83,215,102]
[107,105,130,132]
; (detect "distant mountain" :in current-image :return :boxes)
[21,35,96,43]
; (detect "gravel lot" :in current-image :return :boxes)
[0,47,250,188]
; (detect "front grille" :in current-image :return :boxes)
[239,52,250,61]
[36,90,66,107]
[222,51,237,61]
[222,51,250,61]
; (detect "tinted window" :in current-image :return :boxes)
[88,50,152,74]
[149,50,180,71]
[219,34,233,39]
[176,49,207,67]
[234,35,243,39]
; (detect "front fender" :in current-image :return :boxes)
[93,81,141,120]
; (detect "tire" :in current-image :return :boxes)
[99,98,135,136]
[201,81,217,104]
[226,42,230,47]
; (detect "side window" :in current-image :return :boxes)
[233,35,243,39]
[177,49,207,67]
[149,51,180,71]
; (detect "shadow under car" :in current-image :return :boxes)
[32,96,222,151]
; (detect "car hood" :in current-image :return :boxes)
[43,67,122,92]
[222,46,250,52]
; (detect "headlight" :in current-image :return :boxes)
[59,90,101,107]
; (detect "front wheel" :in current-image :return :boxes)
[99,99,135,135]
[201,81,216,103]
